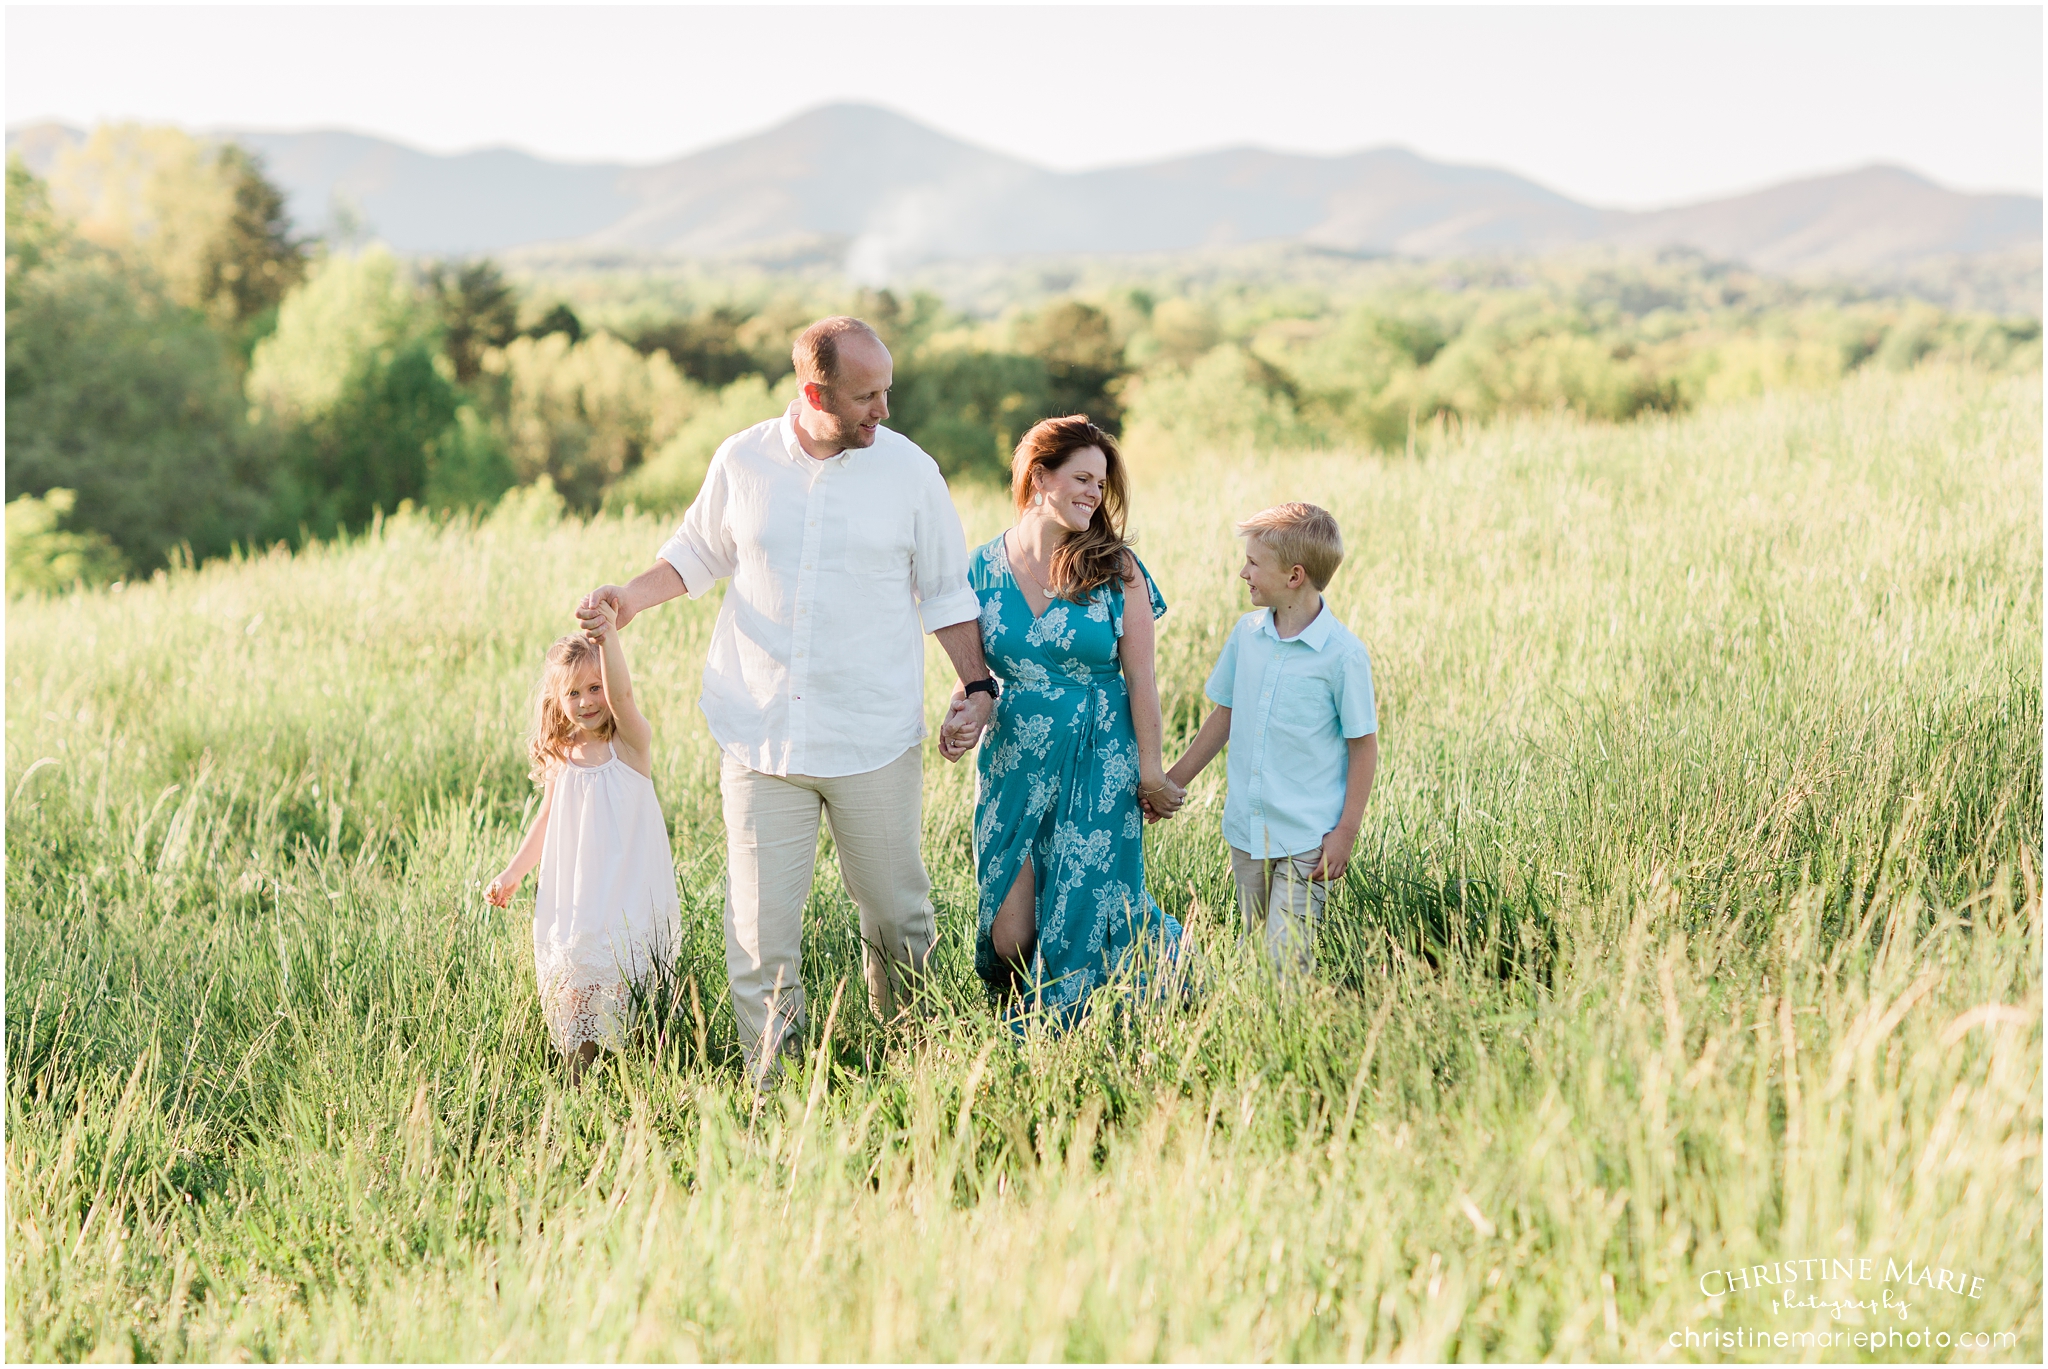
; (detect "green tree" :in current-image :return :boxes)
[888,349,1051,481]
[250,247,507,537]
[485,330,698,510]
[47,125,305,347]
[268,345,465,536]
[606,374,796,511]
[7,160,269,570]
[1148,298,1221,368]
[527,302,583,343]
[1015,299,1126,430]
[200,143,307,348]
[431,259,520,384]
[630,306,762,388]
[1121,344,1323,457]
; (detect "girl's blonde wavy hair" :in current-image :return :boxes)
[527,634,614,782]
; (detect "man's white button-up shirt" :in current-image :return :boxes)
[656,407,982,778]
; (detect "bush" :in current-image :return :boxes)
[5,489,122,595]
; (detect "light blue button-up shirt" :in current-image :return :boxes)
[1205,603,1378,859]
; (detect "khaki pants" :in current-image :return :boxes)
[1229,847,1329,976]
[720,745,934,1081]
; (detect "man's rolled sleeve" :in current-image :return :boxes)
[655,453,737,598]
[910,467,980,633]
[657,535,717,599]
[917,586,983,634]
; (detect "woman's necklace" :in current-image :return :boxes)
[1009,528,1056,599]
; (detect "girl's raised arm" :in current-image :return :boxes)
[592,602,654,775]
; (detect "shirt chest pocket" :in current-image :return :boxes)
[821,513,912,579]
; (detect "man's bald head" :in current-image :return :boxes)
[793,316,886,387]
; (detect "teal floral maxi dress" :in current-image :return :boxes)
[968,534,1185,1027]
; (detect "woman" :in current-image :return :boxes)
[940,415,1187,1026]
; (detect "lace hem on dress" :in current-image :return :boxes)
[535,946,667,1054]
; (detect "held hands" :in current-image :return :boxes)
[938,687,992,763]
[579,596,619,645]
[1138,772,1186,823]
[576,586,628,642]
[936,683,1187,822]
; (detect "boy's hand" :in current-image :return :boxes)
[484,874,514,908]
[1311,826,1358,881]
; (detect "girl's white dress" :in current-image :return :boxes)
[533,751,681,1053]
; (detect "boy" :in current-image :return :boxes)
[1165,503,1378,975]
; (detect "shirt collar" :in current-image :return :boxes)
[1256,600,1334,650]
[781,404,855,467]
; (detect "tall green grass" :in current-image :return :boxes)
[7,368,2040,1360]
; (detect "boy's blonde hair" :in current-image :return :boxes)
[528,634,614,782]
[1237,502,1344,590]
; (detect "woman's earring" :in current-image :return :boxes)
[1032,490,1043,507]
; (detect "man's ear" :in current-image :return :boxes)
[801,380,827,411]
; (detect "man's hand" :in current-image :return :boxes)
[938,687,992,762]
[577,585,630,640]
[1311,825,1359,881]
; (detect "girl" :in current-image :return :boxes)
[486,603,680,1082]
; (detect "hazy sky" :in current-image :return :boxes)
[7,4,2041,208]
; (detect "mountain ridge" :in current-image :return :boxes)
[9,103,2039,280]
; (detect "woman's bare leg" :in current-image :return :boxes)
[989,857,1036,971]
[566,1040,600,1087]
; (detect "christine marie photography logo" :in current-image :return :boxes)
[1664,1255,2020,1357]
[1698,1254,1985,1318]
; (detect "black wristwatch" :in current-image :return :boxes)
[964,677,1000,700]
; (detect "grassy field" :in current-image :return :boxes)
[6,367,2041,1361]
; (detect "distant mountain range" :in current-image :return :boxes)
[10,104,2040,281]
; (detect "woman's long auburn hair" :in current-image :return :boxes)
[527,634,615,783]
[1011,415,1133,602]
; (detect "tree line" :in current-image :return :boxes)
[7,125,2040,592]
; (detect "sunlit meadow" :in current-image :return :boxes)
[6,368,2040,1360]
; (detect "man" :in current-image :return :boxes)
[577,316,998,1084]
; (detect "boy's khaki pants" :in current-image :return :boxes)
[1228,847,1329,976]
[721,746,934,1083]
